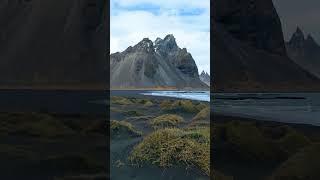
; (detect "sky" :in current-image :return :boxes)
[273,0,320,44]
[110,0,210,74]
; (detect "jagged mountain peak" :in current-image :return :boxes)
[199,70,210,86]
[133,38,154,52]
[290,27,305,43]
[155,34,179,53]
[306,34,318,45]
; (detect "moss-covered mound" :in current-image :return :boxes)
[191,107,210,127]
[214,121,311,162]
[110,120,142,138]
[269,143,320,180]
[0,113,74,137]
[150,114,184,129]
[129,128,210,175]
[160,100,201,113]
[111,96,133,105]
[84,119,107,135]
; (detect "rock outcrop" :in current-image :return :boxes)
[213,0,320,92]
[199,71,210,86]
[286,27,320,78]
[110,35,208,89]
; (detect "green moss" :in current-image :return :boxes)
[110,120,142,138]
[160,100,199,113]
[269,143,320,180]
[150,114,184,129]
[129,128,210,176]
[111,96,133,105]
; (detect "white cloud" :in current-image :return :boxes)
[110,0,210,74]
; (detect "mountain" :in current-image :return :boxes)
[213,0,320,92]
[199,71,210,86]
[110,35,208,89]
[0,0,107,89]
[286,27,320,78]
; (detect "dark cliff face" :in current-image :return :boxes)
[213,0,320,92]
[0,0,107,87]
[110,35,208,89]
[213,0,287,56]
[286,28,320,78]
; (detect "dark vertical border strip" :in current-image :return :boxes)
[105,0,111,179]
[210,0,214,179]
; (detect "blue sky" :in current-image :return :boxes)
[110,0,210,74]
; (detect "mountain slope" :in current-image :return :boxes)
[213,0,320,92]
[110,35,208,89]
[286,27,320,78]
[200,71,210,86]
[0,0,107,88]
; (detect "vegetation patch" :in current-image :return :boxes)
[129,128,210,175]
[84,119,107,135]
[191,107,210,127]
[123,110,144,117]
[150,114,184,129]
[160,100,200,113]
[111,96,133,105]
[0,113,74,138]
[110,120,142,138]
[214,121,311,162]
[269,143,320,180]
[220,121,283,161]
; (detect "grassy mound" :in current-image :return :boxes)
[111,96,133,105]
[214,121,311,162]
[275,128,310,156]
[129,128,210,175]
[150,114,184,129]
[191,107,210,127]
[84,119,107,135]
[110,120,142,138]
[269,143,320,180]
[160,100,200,113]
[0,113,74,137]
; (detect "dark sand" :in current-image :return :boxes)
[110,94,210,180]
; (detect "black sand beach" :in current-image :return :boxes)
[110,92,210,180]
[213,113,320,180]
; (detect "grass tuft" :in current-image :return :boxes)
[150,114,184,129]
[110,120,142,138]
[129,128,210,176]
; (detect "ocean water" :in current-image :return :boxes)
[141,91,210,102]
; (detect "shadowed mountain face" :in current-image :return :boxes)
[286,27,320,78]
[110,35,208,89]
[0,0,107,88]
[200,71,210,86]
[213,0,320,92]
